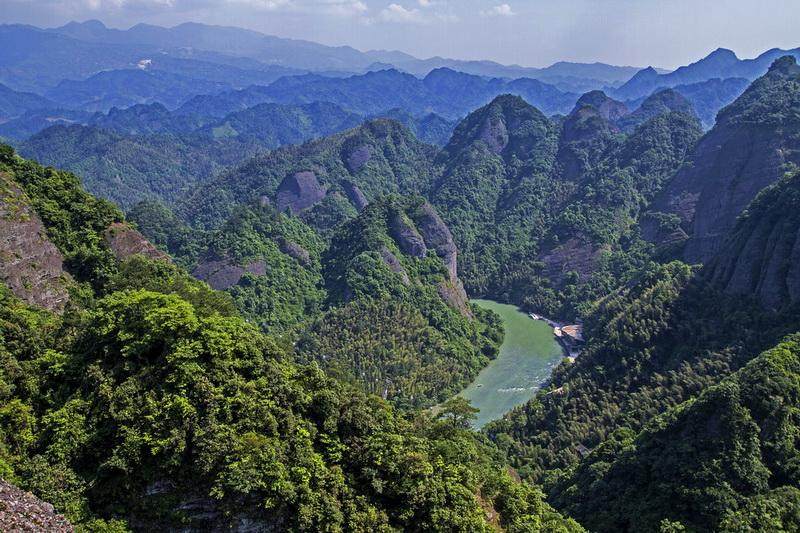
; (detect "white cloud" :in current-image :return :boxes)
[227,0,292,10]
[379,3,425,23]
[481,3,514,17]
[315,0,368,16]
[417,0,430,6]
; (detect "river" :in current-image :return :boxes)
[460,299,564,429]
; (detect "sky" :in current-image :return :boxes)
[3,0,800,69]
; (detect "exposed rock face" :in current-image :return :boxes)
[573,90,629,122]
[276,171,327,214]
[539,238,607,283]
[379,246,410,285]
[389,211,427,258]
[705,172,800,309]
[342,180,368,211]
[0,480,73,532]
[103,222,170,262]
[413,202,458,282]
[647,57,800,264]
[279,240,311,265]
[479,115,509,154]
[437,279,472,318]
[345,144,371,172]
[0,173,70,311]
[193,258,266,290]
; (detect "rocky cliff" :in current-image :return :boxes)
[276,170,328,214]
[0,480,73,532]
[646,56,800,264]
[0,172,70,311]
[705,171,800,309]
[103,222,170,262]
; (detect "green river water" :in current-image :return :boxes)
[460,299,564,429]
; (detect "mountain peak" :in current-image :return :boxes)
[64,19,107,30]
[708,47,738,60]
[573,90,629,121]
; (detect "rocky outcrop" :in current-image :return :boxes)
[647,57,800,264]
[413,202,458,281]
[379,246,410,285]
[0,480,73,532]
[0,173,70,311]
[276,171,327,214]
[572,91,629,122]
[539,238,608,283]
[479,115,509,154]
[705,172,800,310]
[193,258,266,290]
[437,279,472,318]
[103,222,170,262]
[345,144,371,172]
[389,211,427,258]
[279,240,311,265]
[342,181,368,211]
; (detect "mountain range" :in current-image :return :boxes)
[5,16,800,532]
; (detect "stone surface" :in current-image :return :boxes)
[104,222,170,262]
[275,170,327,214]
[0,479,73,532]
[389,211,427,258]
[342,180,369,211]
[345,144,371,172]
[0,173,70,311]
[539,237,607,283]
[478,115,509,154]
[379,246,410,285]
[280,240,311,265]
[413,202,458,281]
[193,258,266,290]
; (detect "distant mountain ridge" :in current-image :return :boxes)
[43,20,648,88]
[614,46,800,100]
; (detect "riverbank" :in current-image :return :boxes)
[528,312,584,359]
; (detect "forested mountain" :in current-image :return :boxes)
[41,20,641,92]
[175,67,581,120]
[429,90,701,318]
[18,123,264,208]
[0,143,582,531]
[43,68,231,113]
[550,334,800,531]
[11,101,454,209]
[476,59,800,531]
[0,82,54,120]
[178,118,438,230]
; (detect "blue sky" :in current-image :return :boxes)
[3,0,799,69]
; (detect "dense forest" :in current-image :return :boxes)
[0,144,582,531]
